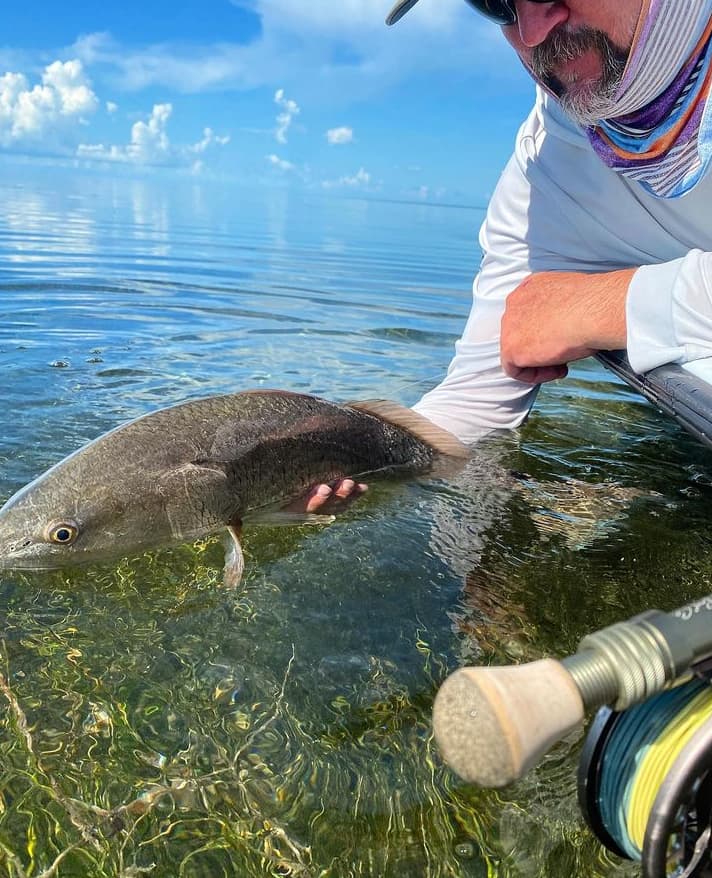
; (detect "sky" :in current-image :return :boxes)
[0,0,539,204]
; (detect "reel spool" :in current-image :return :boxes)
[579,672,712,878]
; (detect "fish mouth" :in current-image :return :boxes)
[0,541,70,571]
[0,556,64,572]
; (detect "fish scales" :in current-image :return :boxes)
[0,390,466,574]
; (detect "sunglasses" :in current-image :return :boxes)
[465,0,553,25]
[387,0,555,27]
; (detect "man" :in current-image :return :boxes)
[396,0,712,443]
[301,0,712,511]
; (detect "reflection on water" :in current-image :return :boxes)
[0,165,709,876]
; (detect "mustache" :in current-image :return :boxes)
[529,26,629,86]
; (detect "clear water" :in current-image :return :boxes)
[0,165,710,877]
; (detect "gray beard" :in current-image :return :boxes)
[529,26,629,126]
[558,79,622,128]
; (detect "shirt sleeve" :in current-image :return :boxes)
[411,171,539,444]
[626,250,712,373]
[414,89,590,444]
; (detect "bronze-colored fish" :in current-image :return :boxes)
[0,390,467,584]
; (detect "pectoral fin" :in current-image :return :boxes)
[160,462,230,540]
[245,510,336,526]
[223,524,245,589]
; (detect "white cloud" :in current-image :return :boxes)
[77,103,229,168]
[44,60,97,115]
[274,88,299,144]
[129,102,172,161]
[326,126,353,145]
[106,100,118,113]
[235,0,462,39]
[322,167,370,189]
[266,153,294,172]
[343,167,370,186]
[190,127,231,153]
[0,60,98,146]
[66,3,508,101]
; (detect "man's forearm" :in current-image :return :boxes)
[500,267,637,384]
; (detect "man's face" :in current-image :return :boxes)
[503,0,643,125]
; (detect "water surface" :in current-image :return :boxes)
[0,166,709,877]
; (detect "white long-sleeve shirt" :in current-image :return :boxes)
[414,86,712,444]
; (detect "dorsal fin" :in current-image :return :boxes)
[345,399,469,459]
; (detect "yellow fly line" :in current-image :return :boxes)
[627,686,712,850]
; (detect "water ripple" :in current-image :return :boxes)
[0,170,708,878]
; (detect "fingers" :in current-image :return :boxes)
[505,364,569,385]
[302,479,368,513]
[333,478,367,499]
[303,484,333,513]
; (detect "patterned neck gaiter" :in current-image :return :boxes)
[584,0,712,197]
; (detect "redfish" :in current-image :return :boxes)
[0,390,467,584]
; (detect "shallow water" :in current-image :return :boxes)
[0,165,710,877]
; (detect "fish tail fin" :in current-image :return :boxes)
[345,400,469,459]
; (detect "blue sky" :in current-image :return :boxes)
[0,0,538,204]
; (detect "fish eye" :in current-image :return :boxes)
[45,520,80,545]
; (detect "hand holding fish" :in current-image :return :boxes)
[286,479,368,514]
[500,268,635,385]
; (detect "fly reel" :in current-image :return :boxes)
[432,595,712,875]
[579,671,712,878]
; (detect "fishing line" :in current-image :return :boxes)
[388,373,447,401]
[581,674,712,865]
[628,686,712,850]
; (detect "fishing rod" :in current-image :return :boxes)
[432,594,712,878]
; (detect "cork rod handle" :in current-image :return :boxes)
[432,659,585,788]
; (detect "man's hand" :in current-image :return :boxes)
[284,479,367,514]
[500,267,636,384]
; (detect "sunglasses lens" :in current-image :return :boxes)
[463,0,516,25]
